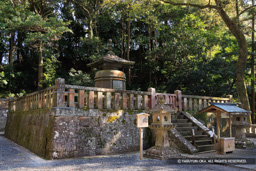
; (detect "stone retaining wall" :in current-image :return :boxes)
[5,108,152,159]
[5,109,55,159]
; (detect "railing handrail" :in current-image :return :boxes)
[7,78,234,113]
[182,94,230,101]
[65,84,151,95]
[9,86,55,102]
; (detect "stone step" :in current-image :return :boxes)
[196,150,216,154]
[184,135,210,141]
[176,126,198,132]
[190,139,213,146]
[172,119,188,123]
[174,122,193,127]
[197,144,215,152]
[179,130,205,136]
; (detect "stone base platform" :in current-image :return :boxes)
[144,146,181,160]
[235,138,254,149]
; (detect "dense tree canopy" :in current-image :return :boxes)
[0,0,255,116]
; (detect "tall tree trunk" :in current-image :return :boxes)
[126,14,131,87]
[38,42,43,90]
[17,31,22,63]
[251,0,255,124]
[8,32,15,91]
[216,5,250,111]
[121,18,124,58]
[126,17,130,60]
[88,18,93,39]
[148,26,152,51]
[9,32,15,65]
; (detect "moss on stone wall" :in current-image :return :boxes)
[5,109,54,159]
[107,116,119,123]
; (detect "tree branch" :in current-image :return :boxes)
[70,0,91,18]
[238,5,256,17]
[161,0,219,9]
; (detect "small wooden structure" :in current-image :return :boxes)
[199,103,250,154]
[136,113,150,160]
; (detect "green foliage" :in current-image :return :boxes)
[0,71,7,87]
[0,0,253,106]
[66,68,93,86]
[41,56,58,87]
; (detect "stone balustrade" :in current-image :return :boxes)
[64,84,151,110]
[7,78,234,113]
[182,94,233,112]
[9,86,55,112]
[7,78,179,112]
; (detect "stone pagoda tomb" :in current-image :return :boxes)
[87,39,135,90]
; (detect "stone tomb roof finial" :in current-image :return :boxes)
[107,39,115,55]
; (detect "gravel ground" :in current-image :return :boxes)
[0,134,251,171]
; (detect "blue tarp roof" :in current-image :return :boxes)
[208,102,249,113]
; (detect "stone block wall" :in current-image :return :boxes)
[5,108,152,159]
[52,109,151,159]
[5,109,55,159]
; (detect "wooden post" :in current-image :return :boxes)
[148,88,156,109]
[174,90,182,112]
[229,113,232,137]
[216,111,220,142]
[140,128,143,160]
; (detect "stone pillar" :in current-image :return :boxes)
[227,95,233,103]
[148,88,156,109]
[54,78,65,107]
[174,90,182,112]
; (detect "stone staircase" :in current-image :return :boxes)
[172,112,215,153]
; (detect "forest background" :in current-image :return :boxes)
[0,0,255,122]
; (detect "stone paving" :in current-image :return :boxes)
[0,133,255,171]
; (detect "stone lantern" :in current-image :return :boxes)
[232,113,252,148]
[232,114,250,139]
[144,104,180,159]
[87,39,135,90]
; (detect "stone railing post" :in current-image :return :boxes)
[54,78,65,107]
[148,88,156,109]
[227,95,233,103]
[174,90,182,112]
